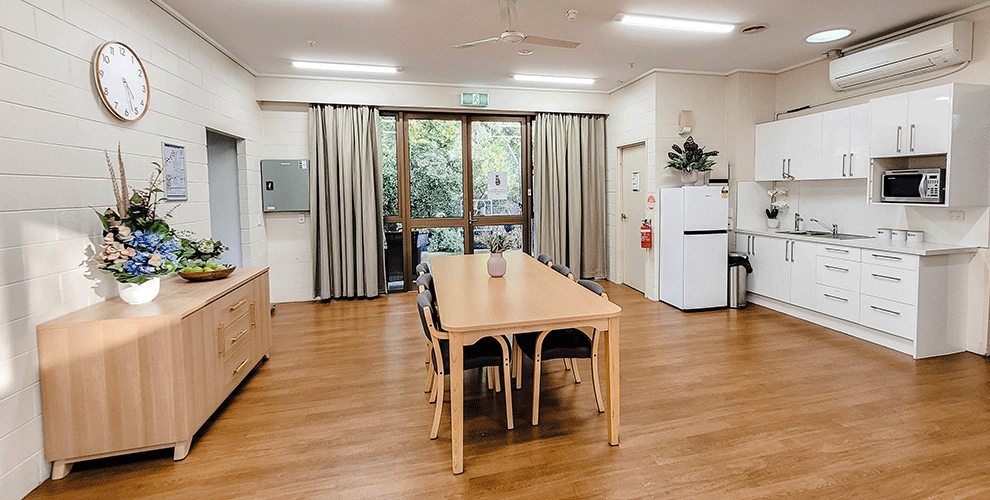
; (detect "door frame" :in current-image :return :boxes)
[616,141,647,289]
[384,111,533,291]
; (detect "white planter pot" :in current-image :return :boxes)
[766,218,780,229]
[118,277,161,305]
[680,171,699,186]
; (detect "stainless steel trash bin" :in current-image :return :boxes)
[728,252,751,309]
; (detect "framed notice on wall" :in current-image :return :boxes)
[162,142,187,201]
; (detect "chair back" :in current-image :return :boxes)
[416,273,435,294]
[416,290,440,342]
[537,254,553,266]
[551,263,574,280]
[578,279,607,299]
[415,262,431,276]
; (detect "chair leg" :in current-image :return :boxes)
[425,342,431,364]
[492,336,514,431]
[591,332,605,413]
[487,367,495,390]
[425,364,436,395]
[430,375,444,439]
[429,371,440,404]
[494,366,502,392]
[532,354,542,426]
[571,359,582,384]
[514,343,523,389]
[563,358,571,370]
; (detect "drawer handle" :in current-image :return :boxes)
[823,293,848,302]
[870,305,901,316]
[824,265,849,272]
[233,358,250,375]
[871,253,901,261]
[230,299,246,312]
[231,329,248,344]
[825,247,849,254]
[871,273,901,282]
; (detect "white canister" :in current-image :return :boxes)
[890,229,908,242]
[906,230,925,243]
[876,228,892,240]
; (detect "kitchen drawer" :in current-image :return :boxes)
[860,263,919,306]
[861,250,919,271]
[216,283,254,326]
[223,339,255,390]
[859,295,918,341]
[817,244,861,262]
[222,311,254,359]
[816,256,861,292]
[816,285,860,323]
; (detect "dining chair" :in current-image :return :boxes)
[417,290,514,438]
[417,273,439,392]
[537,254,553,267]
[512,279,607,425]
[416,262,431,276]
[551,263,574,280]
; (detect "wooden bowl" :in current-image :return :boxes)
[178,265,236,282]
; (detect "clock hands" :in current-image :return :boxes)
[121,77,136,112]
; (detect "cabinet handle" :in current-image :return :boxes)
[233,358,250,375]
[231,329,248,344]
[825,247,849,254]
[896,125,902,152]
[824,265,849,272]
[230,299,246,312]
[782,159,787,179]
[871,305,901,316]
[909,124,916,152]
[842,154,847,177]
[871,253,901,261]
[871,273,902,282]
[787,158,792,176]
[217,323,225,356]
[824,293,848,302]
[848,153,854,176]
[784,241,789,262]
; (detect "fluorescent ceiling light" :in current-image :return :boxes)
[806,28,852,43]
[513,74,595,85]
[618,14,735,34]
[292,61,398,74]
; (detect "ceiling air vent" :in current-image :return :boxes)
[740,24,767,34]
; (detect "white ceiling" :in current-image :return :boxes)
[158,0,986,92]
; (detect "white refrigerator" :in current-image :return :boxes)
[659,186,728,310]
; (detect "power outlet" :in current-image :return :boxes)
[948,210,965,221]
[298,214,306,224]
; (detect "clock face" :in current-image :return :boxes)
[94,42,150,121]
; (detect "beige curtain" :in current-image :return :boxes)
[310,104,385,299]
[532,113,607,279]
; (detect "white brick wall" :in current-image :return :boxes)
[0,0,265,497]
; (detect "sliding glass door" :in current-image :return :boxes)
[382,112,531,291]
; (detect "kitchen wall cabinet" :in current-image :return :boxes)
[870,85,951,157]
[818,104,870,179]
[755,113,823,181]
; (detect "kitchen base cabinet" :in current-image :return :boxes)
[37,269,273,479]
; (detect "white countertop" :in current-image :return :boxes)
[734,227,979,256]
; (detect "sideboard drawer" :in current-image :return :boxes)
[862,250,919,271]
[216,284,253,326]
[223,339,255,391]
[223,310,254,359]
[816,285,860,323]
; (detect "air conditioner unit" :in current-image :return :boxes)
[829,21,972,91]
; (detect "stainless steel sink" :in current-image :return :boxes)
[775,230,871,240]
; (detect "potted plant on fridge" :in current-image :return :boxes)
[665,136,719,186]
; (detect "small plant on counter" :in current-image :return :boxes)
[665,136,719,172]
[766,188,789,219]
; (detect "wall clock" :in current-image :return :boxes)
[94,41,150,121]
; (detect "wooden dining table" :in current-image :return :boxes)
[430,252,622,474]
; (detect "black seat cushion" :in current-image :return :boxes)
[516,328,592,361]
[434,336,506,374]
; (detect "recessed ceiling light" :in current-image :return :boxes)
[806,28,853,43]
[513,74,595,85]
[292,61,399,73]
[617,14,735,34]
[518,49,534,56]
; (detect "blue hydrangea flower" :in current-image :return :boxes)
[131,231,164,250]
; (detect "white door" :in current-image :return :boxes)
[206,131,243,267]
[789,241,818,310]
[683,186,727,231]
[620,144,647,293]
[907,84,952,155]
[820,107,850,180]
[870,93,909,157]
[847,104,871,179]
[755,121,784,181]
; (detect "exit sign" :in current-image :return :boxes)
[461,93,489,107]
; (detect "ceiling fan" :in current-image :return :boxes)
[453,0,580,50]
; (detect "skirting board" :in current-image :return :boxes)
[746,294,959,359]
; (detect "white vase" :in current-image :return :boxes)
[680,171,699,186]
[766,218,780,229]
[487,252,506,278]
[118,277,161,305]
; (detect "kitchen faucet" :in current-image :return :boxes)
[794,213,802,232]
[809,218,838,236]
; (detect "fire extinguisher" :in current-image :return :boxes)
[641,219,652,248]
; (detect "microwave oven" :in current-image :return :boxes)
[880,168,945,204]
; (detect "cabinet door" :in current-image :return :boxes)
[870,93,909,157]
[759,237,790,302]
[846,103,871,178]
[782,113,823,180]
[907,84,952,155]
[755,121,785,181]
[820,107,851,179]
[749,236,772,296]
[789,241,818,310]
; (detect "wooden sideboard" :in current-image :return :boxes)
[37,268,273,479]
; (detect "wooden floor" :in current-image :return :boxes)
[25,281,990,499]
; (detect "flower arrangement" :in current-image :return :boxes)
[94,146,181,284]
[665,136,719,172]
[766,188,789,219]
[482,230,511,253]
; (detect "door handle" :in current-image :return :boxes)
[896,125,902,152]
[909,124,916,152]
[842,154,847,177]
[784,240,789,262]
[621,213,628,220]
